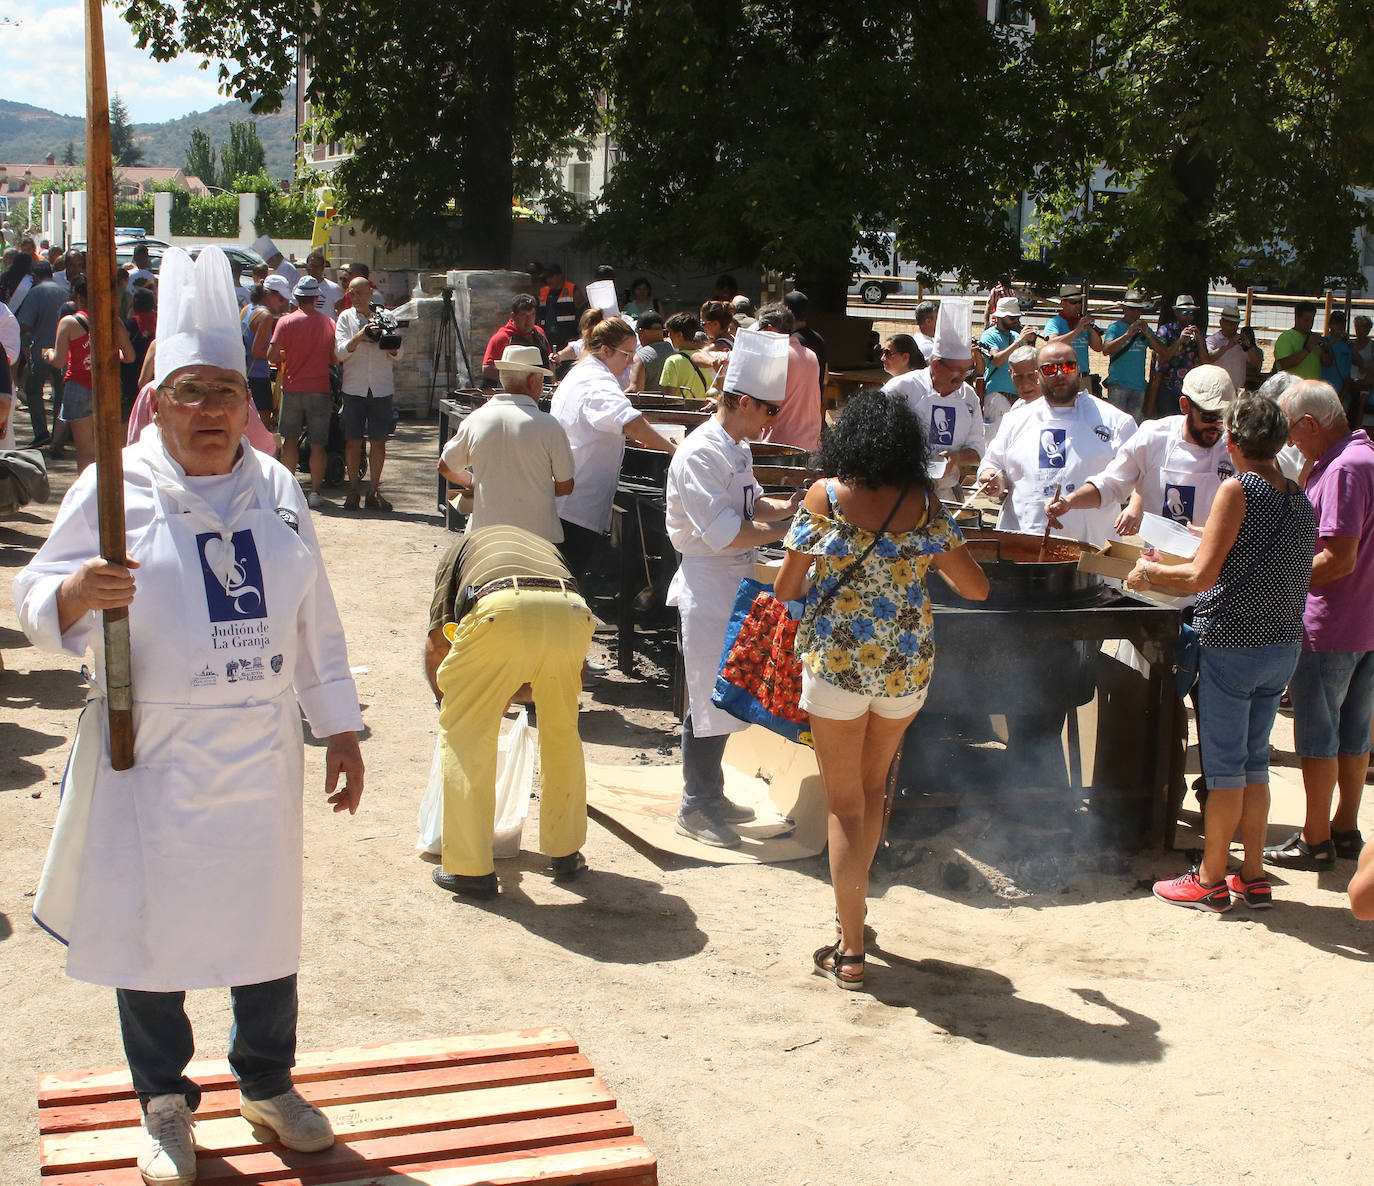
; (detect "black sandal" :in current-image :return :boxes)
[1262,831,1336,870]
[813,942,865,991]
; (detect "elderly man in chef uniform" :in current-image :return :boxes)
[888,296,986,499]
[979,339,1137,546]
[15,247,364,1186]
[665,329,803,848]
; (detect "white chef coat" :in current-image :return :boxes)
[983,392,1137,545]
[903,369,986,496]
[665,417,761,738]
[982,392,1014,441]
[335,305,404,397]
[550,355,641,533]
[1087,415,1233,527]
[914,330,935,362]
[15,430,361,990]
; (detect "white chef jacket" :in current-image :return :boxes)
[15,430,361,990]
[983,392,1137,545]
[904,369,986,496]
[665,417,761,737]
[1087,415,1233,527]
[335,305,404,397]
[550,356,641,533]
[982,392,1014,441]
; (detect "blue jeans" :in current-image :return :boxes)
[1290,648,1374,759]
[1197,644,1301,790]
[116,974,298,1111]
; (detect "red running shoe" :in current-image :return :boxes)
[1153,870,1231,913]
[1225,872,1273,909]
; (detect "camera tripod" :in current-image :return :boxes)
[426,286,473,415]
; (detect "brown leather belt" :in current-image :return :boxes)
[473,575,579,602]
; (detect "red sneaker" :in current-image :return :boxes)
[1225,872,1273,909]
[1153,870,1231,913]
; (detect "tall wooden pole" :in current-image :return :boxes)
[85,0,135,769]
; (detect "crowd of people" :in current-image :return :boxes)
[10,245,1374,1184]
[0,231,400,511]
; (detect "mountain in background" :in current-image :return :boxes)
[0,86,299,181]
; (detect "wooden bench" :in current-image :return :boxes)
[37,1027,657,1185]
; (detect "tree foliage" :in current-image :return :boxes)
[594,0,1032,309]
[184,127,216,185]
[1024,0,1374,300]
[109,94,144,166]
[61,140,78,166]
[117,0,615,264]
[218,120,266,185]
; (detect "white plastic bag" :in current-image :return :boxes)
[417,707,535,858]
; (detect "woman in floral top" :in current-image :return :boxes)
[775,391,987,989]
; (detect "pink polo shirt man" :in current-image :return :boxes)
[764,334,822,452]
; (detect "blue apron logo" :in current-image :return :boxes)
[1163,485,1196,523]
[196,530,268,621]
[930,406,956,446]
[1038,428,1067,468]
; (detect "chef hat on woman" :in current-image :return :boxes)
[722,326,788,403]
[153,246,247,389]
[932,295,974,363]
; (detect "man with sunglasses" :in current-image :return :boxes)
[1045,364,1236,538]
[980,340,1136,545]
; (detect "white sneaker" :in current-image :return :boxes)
[138,1094,197,1186]
[240,1087,334,1152]
[306,490,323,509]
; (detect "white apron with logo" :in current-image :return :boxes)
[997,397,1123,545]
[33,461,319,991]
[1157,430,1233,527]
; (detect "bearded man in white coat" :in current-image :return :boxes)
[14,247,364,1186]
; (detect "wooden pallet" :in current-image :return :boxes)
[37,1027,657,1185]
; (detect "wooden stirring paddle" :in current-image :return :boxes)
[1037,483,1062,562]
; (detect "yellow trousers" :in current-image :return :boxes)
[436,587,596,876]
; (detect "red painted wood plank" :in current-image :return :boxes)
[40,1054,595,1134]
[43,1111,640,1186]
[38,1029,579,1107]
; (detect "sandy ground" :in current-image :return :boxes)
[4,417,1374,1186]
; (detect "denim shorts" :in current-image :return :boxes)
[278,391,330,442]
[1289,648,1374,759]
[60,380,93,420]
[800,664,928,722]
[1197,643,1301,790]
[1104,382,1145,420]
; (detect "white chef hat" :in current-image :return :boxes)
[932,295,973,362]
[722,326,788,403]
[152,246,248,389]
[251,234,280,260]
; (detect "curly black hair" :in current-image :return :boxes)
[815,388,934,493]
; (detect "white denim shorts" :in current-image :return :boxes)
[800,665,929,722]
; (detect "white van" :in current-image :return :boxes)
[849,232,920,304]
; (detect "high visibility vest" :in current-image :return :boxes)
[538,281,578,340]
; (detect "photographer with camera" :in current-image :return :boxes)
[335,275,404,511]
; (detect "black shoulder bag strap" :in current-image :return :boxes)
[675,349,709,393]
[809,484,910,614]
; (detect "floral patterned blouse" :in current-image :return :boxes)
[783,482,964,698]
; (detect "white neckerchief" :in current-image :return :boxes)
[143,426,263,589]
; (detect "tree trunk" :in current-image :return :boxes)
[457,9,515,269]
[1165,136,1216,331]
[794,255,854,316]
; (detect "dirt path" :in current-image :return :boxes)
[4,418,1373,1185]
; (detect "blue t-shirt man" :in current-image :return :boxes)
[978,326,1019,395]
[1104,319,1150,391]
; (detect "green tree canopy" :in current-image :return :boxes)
[594,0,1032,310]
[117,0,615,264]
[1023,0,1374,302]
[184,127,216,185]
[218,120,266,186]
[109,94,144,167]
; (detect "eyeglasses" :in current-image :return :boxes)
[1195,409,1224,424]
[1038,360,1079,376]
[750,397,780,416]
[159,380,250,408]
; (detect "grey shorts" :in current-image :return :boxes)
[341,392,393,441]
[278,391,331,441]
[60,380,93,420]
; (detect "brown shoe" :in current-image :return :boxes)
[344,491,361,510]
[365,490,392,512]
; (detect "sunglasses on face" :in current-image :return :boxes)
[751,397,780,416]
[1196,409,1224,424]
[1038,360,1079,376]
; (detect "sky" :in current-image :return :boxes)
[2,1,236,124]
